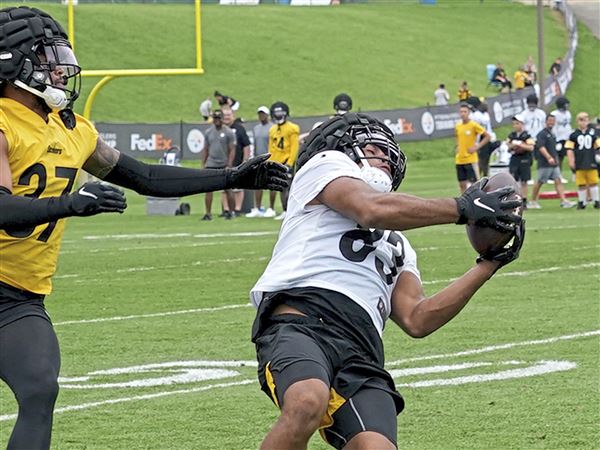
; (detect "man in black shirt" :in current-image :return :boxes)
[530,114,575,209]
[223,107,251,216]
[565,112,600,209]
[507,114,535,208]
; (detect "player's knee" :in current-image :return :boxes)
[18,373,59,411]
[281,383,329,431]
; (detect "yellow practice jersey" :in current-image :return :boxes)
[455,120,485,165]
[0,98,98,295]
[268,121,300,166]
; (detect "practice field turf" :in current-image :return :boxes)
[0,158,598,449]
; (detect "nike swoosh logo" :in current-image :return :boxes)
[78,187,98,200]
[474,197,495,213]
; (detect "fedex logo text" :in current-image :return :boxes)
[130,133,173,151]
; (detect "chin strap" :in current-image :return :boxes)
[14,79,69,110]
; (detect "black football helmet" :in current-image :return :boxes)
[270,101,289,125]
[555,96,569,110]
[333,93,352,115]
[297,113,407,191]
[0,6,80,127]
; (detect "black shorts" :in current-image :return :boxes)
[253,288,404,449]
[0,281,49,329]
[456,163,478,182]
[509,158,532,182]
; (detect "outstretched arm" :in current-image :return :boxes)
[316,176,521,232]
[390,261,498,338]
[85,137,289,197]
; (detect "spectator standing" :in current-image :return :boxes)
[514,66,529,90]
[551,96,573,180]
[565,112,600,209]
[524,55,537,84]
[201,110,236,220]
[492,63,512,92]
[458,81,471,102]
[455,103,490,193]
[529,114,574,209]
[222,107,251,216]
[199,97,212,122]
[267,101,300,220]
[471,101,497,177]
[520,94,547,142]
[549,57,562,77]
[434,83,450,106]
[507,114,535,208]
[247,106,275,218]
[214,90,240,111]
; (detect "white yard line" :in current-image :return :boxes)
[386,330,600,366]
[0,379,255,422]
[422,262,600,285]
[82,231,278,240]
[54,304,252,326]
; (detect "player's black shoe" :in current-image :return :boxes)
[577,201,586,210]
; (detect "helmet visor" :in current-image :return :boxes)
[42,39,80,77]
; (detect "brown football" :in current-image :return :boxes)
[466,172,523,254]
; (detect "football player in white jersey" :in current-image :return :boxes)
[250,113,525,450]
[520,94,547,141]
[551,96,573,176]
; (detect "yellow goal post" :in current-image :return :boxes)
[64,0,204,120]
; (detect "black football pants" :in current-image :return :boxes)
[0,316,60,450]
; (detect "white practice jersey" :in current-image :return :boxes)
[250,151,420,335]
[550,109,573,142]
[471,110,496,142]
[520,108,547,140]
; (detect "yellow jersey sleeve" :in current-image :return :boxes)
[564,139,575,150]
[287,123,300,166]
[473,122,486,136]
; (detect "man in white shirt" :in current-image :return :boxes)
[250,113,524,450]
[551,96,573,179]
[433,83,450,106]
[520,94,547,142]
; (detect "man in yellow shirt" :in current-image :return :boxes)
[267,101,300,220]
[514,66,529,90]
[0,7,288,449]
[455,104,490,193]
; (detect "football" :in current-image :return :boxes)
[466,172,523,254]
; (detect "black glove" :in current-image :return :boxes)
[455,178,523,232]
[69,182,127,216]
[477,220,526,271]
[225,154,289,191]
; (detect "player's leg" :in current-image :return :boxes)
[205,191,213,215]
[323,388,399,450]
[261,377,330,450]
[0,316,60,450]
[575,169,587,208]
[269,190,277,210]
[255,190,263,210]
[256,318,333,449]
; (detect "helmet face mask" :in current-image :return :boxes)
[270,101,289,125]
[298,113,407,191]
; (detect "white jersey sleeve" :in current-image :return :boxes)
[289,150,364,211]
[251,150,420,336]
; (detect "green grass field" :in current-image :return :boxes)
[0,157,598,449]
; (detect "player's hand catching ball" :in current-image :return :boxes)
[477,219,526,272]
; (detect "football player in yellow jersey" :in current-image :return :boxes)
[455,104,490,193]
[0,7,288,449]
[267,101,300,220]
